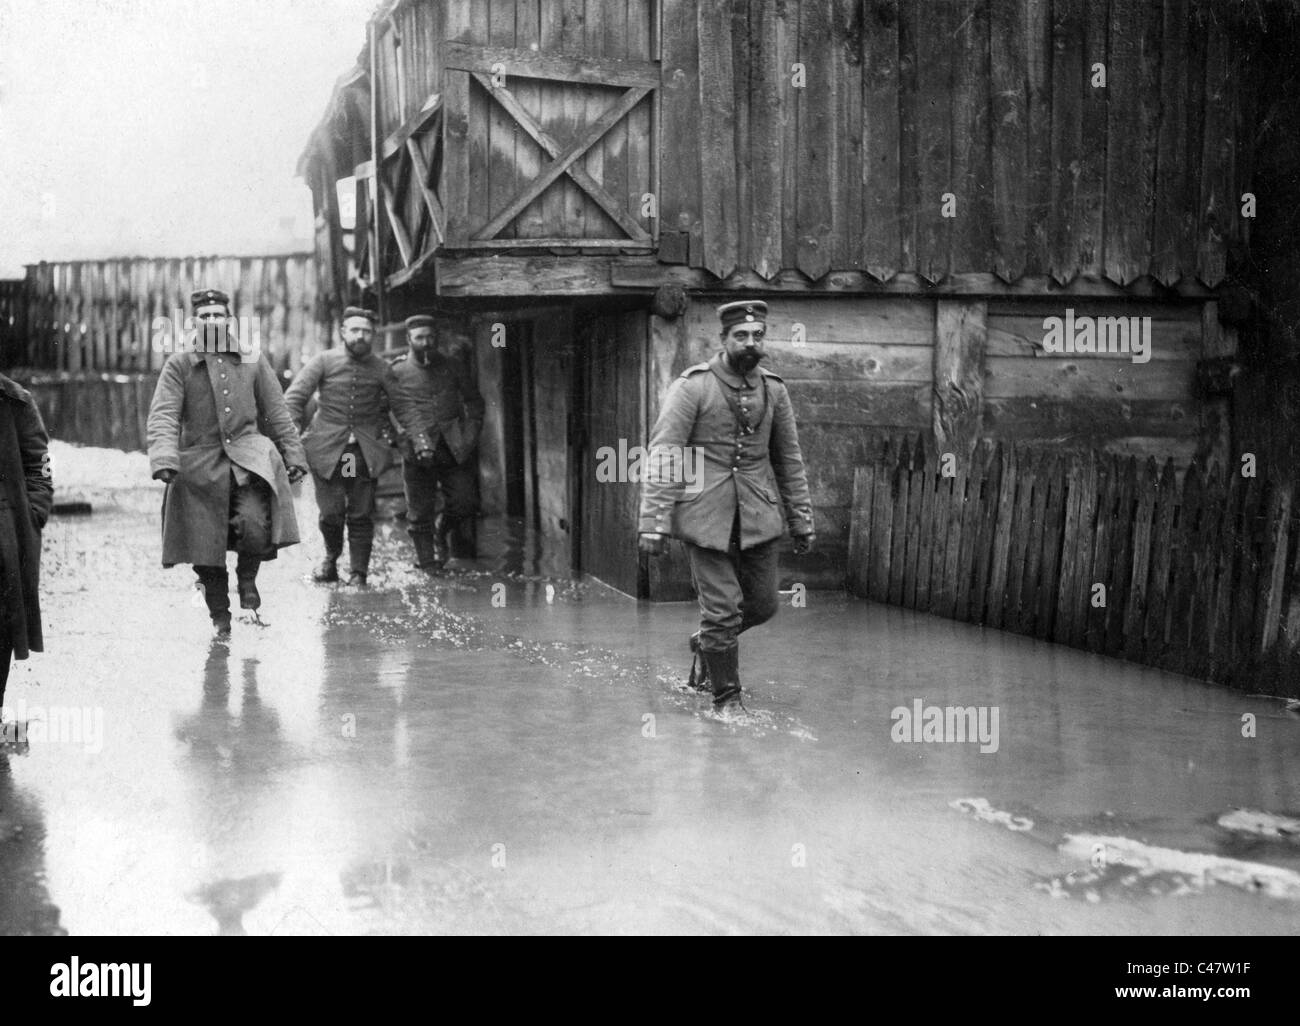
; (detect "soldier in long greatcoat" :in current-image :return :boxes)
[0,372,53,718]
[147,289,308,635]
[639,300,815,710]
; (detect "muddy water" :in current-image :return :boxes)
[3,501,1299,935]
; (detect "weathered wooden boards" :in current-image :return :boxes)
[846,434,1300,692]
[642,0,1254,287]
[15,372,160,453]
[18,256,329,378]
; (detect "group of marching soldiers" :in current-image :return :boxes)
[4,294,814,715]
[144,291,483,636]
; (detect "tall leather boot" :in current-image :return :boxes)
[448,516,478,560]
[196,565,232,635]
[686,631,711,692]
[235,553,261,610]
[434,513,453,566]
[702,646,742,711]
[410,531,445,573]
[347,518,374,587]
[313,520,344,582]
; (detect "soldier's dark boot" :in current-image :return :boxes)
[448,516,478,560]
[434,513,454,565]
[410,531,445,573]
[196,566,232,636]
[703,646,743,711]
[235,554,261,610]
[347,519,373,587]
[686,631,711,692]
[313,520,344,583]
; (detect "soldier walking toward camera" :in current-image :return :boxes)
[147,289,308,636]
[639,300,815,711]
[0,372,52,723]
[391,315,485,572]
[284,306,417,587]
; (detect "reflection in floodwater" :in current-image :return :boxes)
[5,502,1300,935]
[0,758,65,935]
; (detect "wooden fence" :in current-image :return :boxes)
[15,371,160,452]
[847,436,1300,695]
[16,254,331,378]
[0,278,27,369]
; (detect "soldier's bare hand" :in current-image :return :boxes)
[792,533,815,555]
[639,532,668,556]
[155,469,177,484]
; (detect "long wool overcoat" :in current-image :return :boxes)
[146,351,307,567]
[0,373,53,659]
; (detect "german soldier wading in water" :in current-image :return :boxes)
[639,300,815,711]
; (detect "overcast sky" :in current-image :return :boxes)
[0,0,377,276]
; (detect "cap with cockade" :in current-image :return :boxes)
[342,306,378,323]
[191,288,230,310]
[717,300,768,330]
[404,314,436,329]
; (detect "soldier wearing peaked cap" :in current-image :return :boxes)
[284,305,420,586]
[390,314,485,571]
[639,299,815,711]
[147,288,309,636]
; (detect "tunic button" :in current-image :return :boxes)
[224,406,231,413]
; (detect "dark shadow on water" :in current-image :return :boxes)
[0,757,65,935]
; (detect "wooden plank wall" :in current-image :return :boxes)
[659,0,1251,288]
[847,436,1300,696]
[17,255,330,379]
[579,307,645,596]
[0,279,27,369]
[983,298,1206,461]
[651,293,1212,589]
[14,372,160,452]
[373,0,656,244]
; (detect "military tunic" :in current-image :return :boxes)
[639,353,814,550]
[283,349,412,479]
[390,352,485,549]
[639,352,814,652]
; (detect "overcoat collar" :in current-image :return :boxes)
[0,373,30,403]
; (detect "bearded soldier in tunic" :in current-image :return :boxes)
[147,288,308,636]
[284,306,418,586]
[639,300,815,711]
[390,315,485,572]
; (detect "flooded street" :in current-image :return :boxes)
[3,445,1299,935]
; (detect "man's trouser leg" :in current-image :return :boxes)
[403,459,445,570]
[230,473,273,609]
[340,445,377,584]
[312,463,347,582]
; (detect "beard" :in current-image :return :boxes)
[411,344,432,365]
[344,340,372,359]
[729,349,763,373]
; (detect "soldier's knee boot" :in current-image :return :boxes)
[235,553,261,610]
[433,513,452,566]
[448,516,478,560]
[410,531,445,573]
[195,565,232,635]
[314,519,344,582]
[702,646,742,711]
[346,517,373,586]
[687,631,711,692]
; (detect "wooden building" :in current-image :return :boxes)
[298,0,1263,599]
